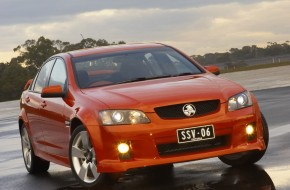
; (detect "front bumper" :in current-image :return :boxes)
[89,103,266,173]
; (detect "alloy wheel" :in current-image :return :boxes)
[21,127,32,169]
[71,131,99,183]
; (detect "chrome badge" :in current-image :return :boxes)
[183,104,196,117]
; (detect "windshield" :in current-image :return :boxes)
[72,47,204,88]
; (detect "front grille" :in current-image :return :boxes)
[157,136,228,156]
[154,100,220,119]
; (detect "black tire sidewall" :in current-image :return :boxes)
[261,113,269,147]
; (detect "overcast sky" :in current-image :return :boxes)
[1,0,290,62]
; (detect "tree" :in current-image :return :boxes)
[192,41,290,66]
[12,36,127,76]
[216,52,230,63]
[0,62,6,74]
[13,36,60,70]
[0,36,126,102]
[61,38,125,51]
[0,61,30,101]
[53,40,70,52]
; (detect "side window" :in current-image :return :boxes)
[29,73,39,91]
[48,59,67,90]
[33,59,55,93]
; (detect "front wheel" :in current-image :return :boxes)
[69,125,108,188]
[219,113,269,166]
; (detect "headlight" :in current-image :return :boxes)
[99,110,150,125]
[228,91,253,111]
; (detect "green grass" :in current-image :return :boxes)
[221,61,290,74]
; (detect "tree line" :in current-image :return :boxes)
[0,36,125,102]
[192,41,290,66]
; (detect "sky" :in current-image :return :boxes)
[1,0,290,63]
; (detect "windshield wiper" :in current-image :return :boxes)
[148,75,173,79]
[116,77,148,84]
[172,72,194,77]
[116,75,172,84]
[117,73,195,84]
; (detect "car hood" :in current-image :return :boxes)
[82,74,245,112]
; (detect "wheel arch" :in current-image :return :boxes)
[70,117,84,135]
[69,116,105,164]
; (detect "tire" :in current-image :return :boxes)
[69,125,109,188]
[150,163,174,171]
[218,113,269,166]
[20,124,50,174]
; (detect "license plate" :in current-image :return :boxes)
[177,125,215,144]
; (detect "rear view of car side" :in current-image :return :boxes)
[19,43,269,189]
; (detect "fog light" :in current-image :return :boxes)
[246,124,254,135]
[246,124,256,141]
[117,143,130,154]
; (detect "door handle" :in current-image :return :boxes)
[25,96,30,103]
[40,101,47,108]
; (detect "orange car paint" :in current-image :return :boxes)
[19,43,266,173]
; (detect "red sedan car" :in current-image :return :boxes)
[19,43,268,188]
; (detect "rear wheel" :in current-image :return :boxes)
[20,124,50,173]
[69,125,109,188]
[219,113,269,166]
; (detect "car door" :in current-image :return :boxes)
[24,59,55,153]
[40,58,70,157]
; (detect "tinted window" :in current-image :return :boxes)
[48,59,67,90]
[29,73,39,91]
[33,59,55,93]
[72,47,203,88]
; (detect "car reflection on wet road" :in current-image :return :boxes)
[0,87,290,190]
[57,162,275,190]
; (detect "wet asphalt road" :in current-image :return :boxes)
[0,86,289,190]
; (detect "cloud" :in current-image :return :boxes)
[0,0,289,62]
[0,0,266,25]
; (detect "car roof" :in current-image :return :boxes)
[66,43,166,58]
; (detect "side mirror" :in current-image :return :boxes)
[41,85,66,98]
[204,65,220,75]
[24,79,33,91]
